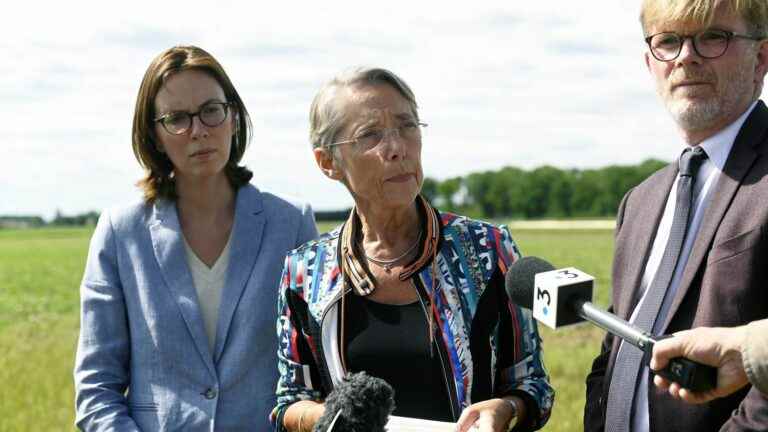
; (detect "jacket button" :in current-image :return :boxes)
[203,388,217,399]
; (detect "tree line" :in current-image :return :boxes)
[0,211,100,229]
[2,159,669,228]
[421,159,667,219]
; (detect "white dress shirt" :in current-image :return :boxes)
[627,101,758,432]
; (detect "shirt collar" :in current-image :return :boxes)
[678,100,758,171]
[339,194,439,296]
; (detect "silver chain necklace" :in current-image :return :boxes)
[363,230,422,273]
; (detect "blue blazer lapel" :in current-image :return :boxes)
[213,185,265,363]
[149,200,217,377]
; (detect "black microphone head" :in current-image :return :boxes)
[505,256,555,310]
[313,371,394,432]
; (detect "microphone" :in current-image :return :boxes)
[505,256,716,392]
[313,371,395,432]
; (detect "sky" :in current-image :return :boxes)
[4,1,761,220]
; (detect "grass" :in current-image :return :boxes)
[512,229,613,431]
[0,228,90,431]
[0,224,614,431]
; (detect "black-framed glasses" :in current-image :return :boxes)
[155,101,233,135]
[645,29,764,62]
[327,120,428,151]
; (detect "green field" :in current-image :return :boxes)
[0,224,613,431]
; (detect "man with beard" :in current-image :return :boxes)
[584,0,768,431]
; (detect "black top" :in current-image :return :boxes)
[343,293,454,422]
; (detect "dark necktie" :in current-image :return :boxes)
[604,146,708,432]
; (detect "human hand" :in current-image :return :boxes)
[650,327,749,404]
[455,397,521,432]
[304,402,326,429]
[284,400,325,432]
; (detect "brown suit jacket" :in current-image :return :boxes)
[584,101,768,432]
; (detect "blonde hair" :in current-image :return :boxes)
[640,0,768,37]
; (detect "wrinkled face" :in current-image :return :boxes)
[645,5,766,135]
[324,83,424,210]
[153,69,234,182]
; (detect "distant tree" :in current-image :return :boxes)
[637,159,667,178]
[425,158,669,220]
[421,177,438,204]
[52,210,101,226]
[464,171,497,217]
[315,208,353,222]
[490,167,528,218]
[0,215,45,228]
[571,169,606,216]
[436,177,462,212]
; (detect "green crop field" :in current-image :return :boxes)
[0,223,613,431]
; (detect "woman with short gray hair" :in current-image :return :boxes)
[272,67,554,432]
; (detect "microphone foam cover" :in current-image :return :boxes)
[505,256,555,310]
[313,371,395,432]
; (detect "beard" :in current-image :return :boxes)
[662,58,755,132]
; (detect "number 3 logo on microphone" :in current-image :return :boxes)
[536,287,551,316]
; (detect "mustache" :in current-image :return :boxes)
[669,67,715,86]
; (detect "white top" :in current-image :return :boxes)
[183,234,232,351]
[628,100,758,432]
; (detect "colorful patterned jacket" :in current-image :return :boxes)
[271,212,554,430]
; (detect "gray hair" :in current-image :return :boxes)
[309,67,419,151]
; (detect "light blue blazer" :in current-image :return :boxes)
[74,184,317,431]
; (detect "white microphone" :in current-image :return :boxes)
[530,266,594,329]
[505,256,716,392]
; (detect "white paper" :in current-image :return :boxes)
[385,415,456,431]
